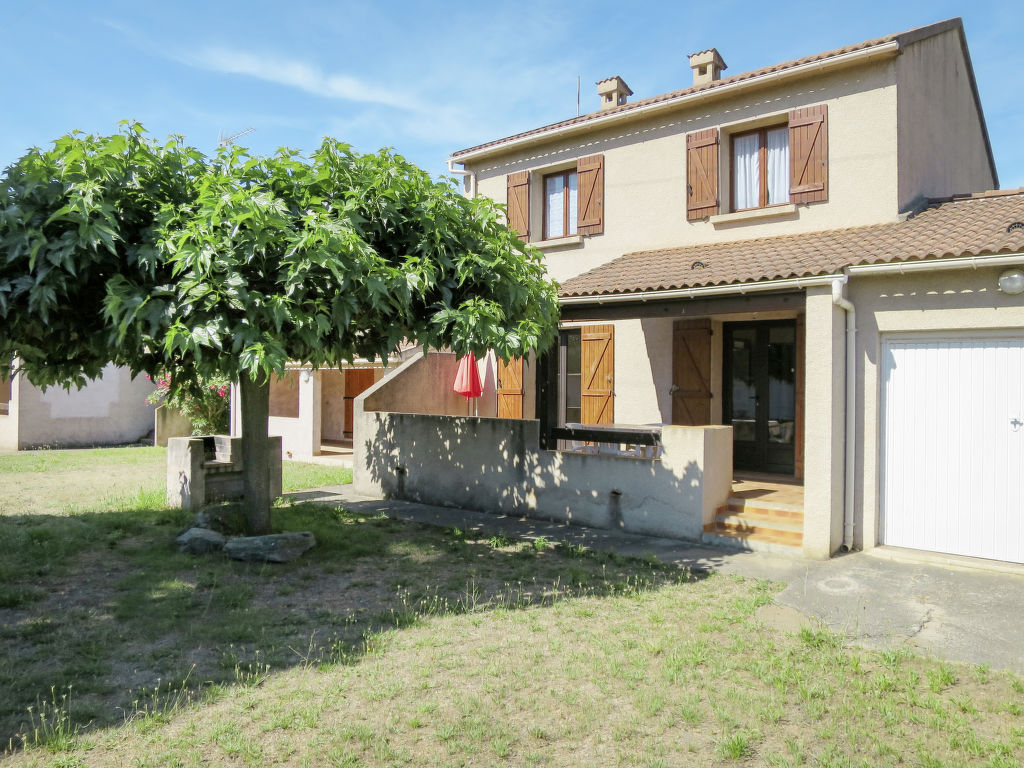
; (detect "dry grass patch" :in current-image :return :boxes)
[1,448,1022,767]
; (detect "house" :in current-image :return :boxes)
[352,18,1024,566]
[0,363,157,450]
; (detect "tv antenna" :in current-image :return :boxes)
[218,127,255,147]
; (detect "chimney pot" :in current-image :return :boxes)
[688,49,727,87]
[596,76,633,111]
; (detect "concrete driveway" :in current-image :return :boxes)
[296,485,1024,675]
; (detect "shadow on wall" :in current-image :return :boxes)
[358,412,729,542]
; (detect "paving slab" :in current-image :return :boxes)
[293,485,1024,674]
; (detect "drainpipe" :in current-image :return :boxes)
[446,158,477,198]
[831,275,856,551]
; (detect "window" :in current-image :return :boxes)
[685,104,828,221]
[506,154,603,241]
[544,171,578,239]
[731,126,789,211]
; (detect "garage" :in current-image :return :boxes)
[880,334,1024,563]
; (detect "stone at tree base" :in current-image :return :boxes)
[223,532,317,563]
[176,527,226,554]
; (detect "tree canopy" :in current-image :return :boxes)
[0,122,560,392]
[0,122,561,533]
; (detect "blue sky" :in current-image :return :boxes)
[2,1,1023,187]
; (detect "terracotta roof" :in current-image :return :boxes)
[558,190,1024,298]
[451,19,962,160]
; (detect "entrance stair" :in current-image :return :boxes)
[702,476,804,555]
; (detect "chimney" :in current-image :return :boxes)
[688,49,727,87]
[596,76,633,111]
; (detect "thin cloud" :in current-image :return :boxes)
[189,47,418,111]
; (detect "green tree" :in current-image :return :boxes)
[0,123,559,533]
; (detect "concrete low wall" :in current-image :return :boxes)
[154,404,194,447]
[354,406,732,541]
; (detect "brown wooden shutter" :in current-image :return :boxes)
[671,319,713,426]
[581,324,614,425]
[789,104,828,204]
[496,356,524,419]
[577,153,604,235]
[506,171,530,241]
[686,128,719,221]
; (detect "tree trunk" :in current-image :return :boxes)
[239,372,272,535]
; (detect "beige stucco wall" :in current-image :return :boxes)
[0,374,20,451]
[849,267,1024,553]
[801,287,847,559]
[353,405,733,541]
[13,364,156,449]
[895,29,996,209]
[468,60,900,285]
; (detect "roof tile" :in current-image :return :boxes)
[558,190,1024,298]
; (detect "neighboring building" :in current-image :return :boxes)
[0,363,156,450]
[229,356,414,461]
[354,18,1024,565]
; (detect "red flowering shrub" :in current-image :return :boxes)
[147,372,231,436]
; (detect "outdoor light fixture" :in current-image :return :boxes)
[997,267,1024,295]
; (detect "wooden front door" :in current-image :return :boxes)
[723,321,797,475]
[672,319,713,425]
[496,357,524,419]
[343,368,377,439]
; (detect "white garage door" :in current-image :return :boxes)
[881,334,1024,563]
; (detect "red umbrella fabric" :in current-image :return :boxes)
[453,351,484,399]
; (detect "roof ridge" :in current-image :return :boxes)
[451,18,962,160]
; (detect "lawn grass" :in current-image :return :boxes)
[0,445,351,520]
[0,448,1021,766]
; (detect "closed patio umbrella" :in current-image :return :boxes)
[453,351,484,414]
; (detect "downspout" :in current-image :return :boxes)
[446,158,477,198]
[831,275,856,551]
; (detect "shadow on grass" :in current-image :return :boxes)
[0,497,709,751]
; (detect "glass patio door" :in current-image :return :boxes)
[724,321,797,475]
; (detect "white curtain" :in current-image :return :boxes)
[567,172,578,235]
[766,127,789,205]
[733,133,759,209]
[545,175,564,238]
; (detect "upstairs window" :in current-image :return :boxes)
[544,170,578,239]
[506,154,604,241]
[731,126,789,211]
[685,104,827,221]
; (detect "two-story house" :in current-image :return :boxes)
[352,18,1024,566]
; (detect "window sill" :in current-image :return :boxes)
[709,203,798,226]
[535,234,584,250]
